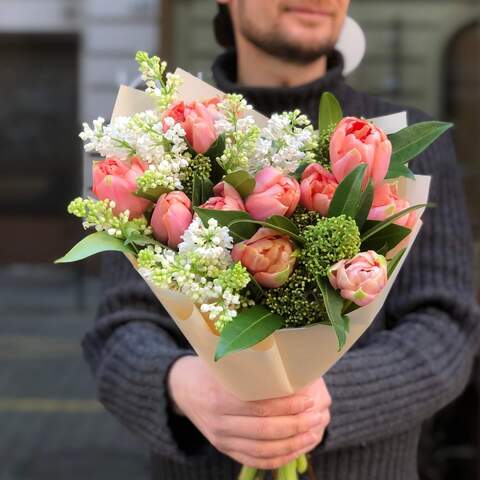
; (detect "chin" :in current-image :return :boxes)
[283,29,334,51]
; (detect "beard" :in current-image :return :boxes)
[239,17,335,65]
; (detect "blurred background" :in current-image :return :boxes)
[0,0,479,479]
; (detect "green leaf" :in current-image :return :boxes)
[194,207,257,242]
[293,162,311,180]
[228,217,304,245]
[192,174,214,207]
[223,170,256,199]
[317,277,349,350]
[387,248,407,278]
[124,231,163,249]
[134,185,171,202]
[215,306,283,361]
[355,180,374,230]
[361,222,411,252]
[205,133,226,160]
[55,232,133,263]
[319,92,343,133]
[247,274,265,302]
[385,161,416,180]
[389,121,453,166]
[360,203,429,242]
[328,164,367,218]
[265,215,301,237]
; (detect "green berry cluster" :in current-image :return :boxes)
[302,215,361,277]
[317,124,336,170]
[290,208,323,234]
[264,259,327,328]
[181,154,212,197]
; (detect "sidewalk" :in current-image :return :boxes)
[0,265,149,480]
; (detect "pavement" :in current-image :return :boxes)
[0,264,150,480]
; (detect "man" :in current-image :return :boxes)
[82,1,480,479]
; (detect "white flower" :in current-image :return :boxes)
[251,110,316,173]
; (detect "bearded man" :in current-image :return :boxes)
[82,2,479,479]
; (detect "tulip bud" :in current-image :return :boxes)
[231,228,297,288]
[328,251,388,307]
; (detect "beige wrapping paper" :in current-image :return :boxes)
[114,73,431,401]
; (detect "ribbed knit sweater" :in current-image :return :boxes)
[82,50,480,480]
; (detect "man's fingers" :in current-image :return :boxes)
[217,409,327,440]
[224,443,316,470]
[223,394,314,417]
[218,430,318,459]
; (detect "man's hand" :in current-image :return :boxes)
[167,356,331,469]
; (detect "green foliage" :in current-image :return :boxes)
[319,92,343,133]
[303,215,361,277]
[317,276,350,350]
[386,121,453,179]
[317,123,336,170]
[360,204,428,243]
[192,174,214,207]
[55,232,133,263]
[181,154,212,198]
[264,260,328,328]
[290,208,323,233]
[387,248,407,278]
[328,164,367,219]
[223,170,255,199]
[361,222,411,253]
[215,306,283,361]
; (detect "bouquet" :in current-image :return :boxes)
[57,52,451,480]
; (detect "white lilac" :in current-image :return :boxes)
[135,51,182,111]
[214,94,260,173]
[251,110,318,174]
[79,110,191,191]
[137,220,251,330]
[68,197,151,239]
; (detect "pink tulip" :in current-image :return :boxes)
[300,163,338,216]
[368,182,417,229]
[92,157,151,219]
[245,167,300,221]
[201,182,246,211]
[328,251,388,307]
[151,191,193,248]
[162,97,222,154]
[330,117,392,187]
[232,228,296,288]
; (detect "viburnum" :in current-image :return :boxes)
[264,259,328,328]
[302,215,361,277]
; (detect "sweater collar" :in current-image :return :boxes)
[211,49,346,116]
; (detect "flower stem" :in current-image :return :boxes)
[296,454,308,474]
[238,466,257,480]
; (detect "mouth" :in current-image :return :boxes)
[284,5,333,18]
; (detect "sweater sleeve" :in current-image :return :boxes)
[81,252,203,459]
[320,121,480,451]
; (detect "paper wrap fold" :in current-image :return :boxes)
[113,72,431,401]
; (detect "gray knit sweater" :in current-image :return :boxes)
[82,51,480,479]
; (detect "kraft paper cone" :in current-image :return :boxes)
[113,73,431,400]
[127,175,429,401]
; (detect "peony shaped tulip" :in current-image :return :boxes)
[92,156,151,219]
[201,182,246,211]
[232,228,296,288]
[368,182,417,229]
[245,167,300,221]
[151,191,193,248]
[328,251,388,307]
[330,117,392,186]
[300,163,338,216]
[162,97,222,154]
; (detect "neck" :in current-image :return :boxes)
[236,36,328,88]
